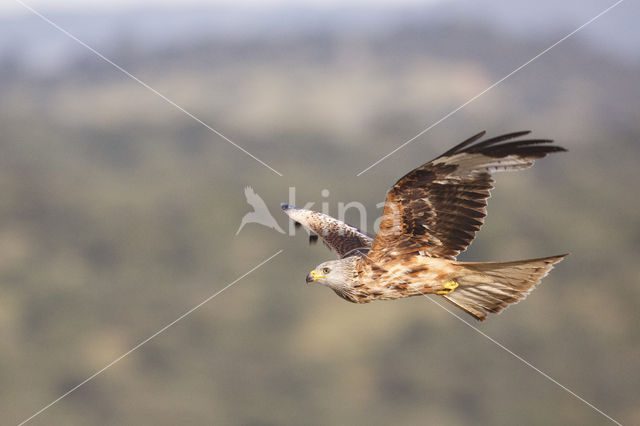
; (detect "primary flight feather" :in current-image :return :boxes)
[282,131,567,321]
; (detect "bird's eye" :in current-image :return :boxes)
[322,267,330,274]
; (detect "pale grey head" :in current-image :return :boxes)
[305,257,358,294]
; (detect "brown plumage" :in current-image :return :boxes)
[282,131,568,321]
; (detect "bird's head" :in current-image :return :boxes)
[306,259,354,290]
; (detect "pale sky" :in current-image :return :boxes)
[4,0,448,17]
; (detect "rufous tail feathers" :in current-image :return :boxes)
[443,254,568,321]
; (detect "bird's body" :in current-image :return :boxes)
[312,255,457,303]
[283,131,567,321]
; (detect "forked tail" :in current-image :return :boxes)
[444,254,568,321]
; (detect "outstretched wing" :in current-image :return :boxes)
[367,131,566,262]
[281,204,373,259]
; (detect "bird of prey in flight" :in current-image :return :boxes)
[282,131,567,321]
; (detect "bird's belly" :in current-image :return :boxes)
[351,256,458,301]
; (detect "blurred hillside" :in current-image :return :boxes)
[2,0,640,75]
[2,3,639,425]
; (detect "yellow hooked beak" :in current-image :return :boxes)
[306,269,327,283]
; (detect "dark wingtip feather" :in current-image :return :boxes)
[465,130,532,153]
[294,221,302,229]
[440,130,486,158]
[307,233,332,250]
[482,142,566,158]
[443,131,566,159]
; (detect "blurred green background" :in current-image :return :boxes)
[1,1,639,425]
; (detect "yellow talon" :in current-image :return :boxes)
[437,280,459,295]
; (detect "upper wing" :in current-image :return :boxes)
[281,204,373,259]
[367,131,566,262]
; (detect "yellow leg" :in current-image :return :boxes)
[436,280,459,295]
